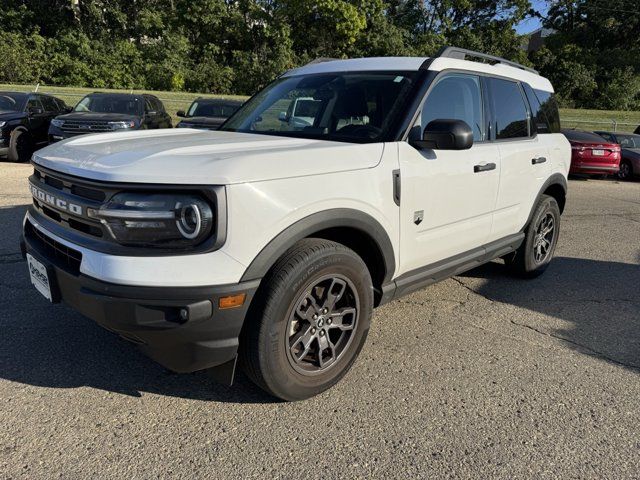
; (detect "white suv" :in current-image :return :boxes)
[21,47,570,400]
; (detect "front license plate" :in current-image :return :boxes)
[592,149,605,156]
[26,253,52,302]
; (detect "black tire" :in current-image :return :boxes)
[505,194,561,277]
[240,238,373,401]
[618,160,633,181]
[7,129,33,163]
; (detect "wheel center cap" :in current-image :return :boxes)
[317,317,325,328]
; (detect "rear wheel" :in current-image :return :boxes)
[618,160,633,181]
[505,194,560,277]
[240,239,373,401]
[7,129,33,163]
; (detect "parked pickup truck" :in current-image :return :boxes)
[22,47,570,401]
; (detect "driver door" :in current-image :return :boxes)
[397,73,500,275]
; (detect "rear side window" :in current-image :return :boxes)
[420,73,485,141]
[487,78,529,140]
[40,96,58,113]
[532,89,561,133]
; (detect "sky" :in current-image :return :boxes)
[515,0,549,34]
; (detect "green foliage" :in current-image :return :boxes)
[0,0,635,109]
[536,0,640,110]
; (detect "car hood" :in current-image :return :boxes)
[32,129,384,185]
[55,112,140,122]
[0,110,25,121]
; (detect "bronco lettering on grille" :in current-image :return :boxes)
[30,184,83,216]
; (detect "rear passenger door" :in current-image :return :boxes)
[486,77,551,241]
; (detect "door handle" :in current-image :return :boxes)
[474,163,496,173]
[532,156,547,165]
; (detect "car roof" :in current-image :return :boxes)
[283,56,554,92]
[194,98,243,105]
[87,92,141,98]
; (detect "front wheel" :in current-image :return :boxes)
[7,129,33,163]
[505,194,561,277]
[240,239,373,401]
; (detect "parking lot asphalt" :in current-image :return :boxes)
[1,162,639,479]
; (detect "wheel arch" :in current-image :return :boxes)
[239,208,396,306]
[524,173,567,230]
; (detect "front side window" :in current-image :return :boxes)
[75,95,142,115]
[221,71,418,143]
[419,73,484,142]
[488,78,530,140]
[26,98,43,113]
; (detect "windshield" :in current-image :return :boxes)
[221,71,418,142]
[0,93,27,112]
[615,134,640,149]
[188,101,240,118]
[74,95,141,115]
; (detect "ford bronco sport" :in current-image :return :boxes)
[21,47,570,401]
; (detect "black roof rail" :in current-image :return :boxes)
[422,46,538,74]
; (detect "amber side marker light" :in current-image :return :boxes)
[218,293,246,309]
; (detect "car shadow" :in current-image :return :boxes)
[0,205,276,404]
[458,257,640,372]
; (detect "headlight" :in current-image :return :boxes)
[0,121,6,128]
[109,120,136,130]
[87,193,214,247]
[50,119,64,128]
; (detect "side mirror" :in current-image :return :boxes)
[278,112,288,122]
[411,119,474,150]
[29,107,43,115]
[177,110,186,117]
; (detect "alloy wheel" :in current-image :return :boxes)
[533,212,555,264]
[286,274,359,376]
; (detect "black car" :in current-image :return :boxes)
[0,92,70,162]
[49,93,172,142]
[595,130,640,180]
[176,98,243,130]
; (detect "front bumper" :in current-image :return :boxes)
[21,218,260,375]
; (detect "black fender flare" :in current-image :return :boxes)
[239,208,396,284]
[523,173,567,230]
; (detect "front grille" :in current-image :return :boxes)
[60,120,114,133]
[26,220,82,273]
[31,168,106,239]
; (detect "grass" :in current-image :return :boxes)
[2,83,639,133]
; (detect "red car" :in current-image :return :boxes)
[562,129,621,176]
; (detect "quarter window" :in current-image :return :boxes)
[419,74,484,141]
[488,78,530,140]
[533,89,561,134]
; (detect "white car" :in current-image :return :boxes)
[21,47,570,401]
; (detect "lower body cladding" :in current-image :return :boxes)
[21,218,259,385]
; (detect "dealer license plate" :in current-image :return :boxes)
[26,253,52,301]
